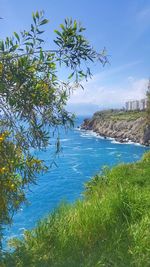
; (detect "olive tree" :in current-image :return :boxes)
[0,11,107,247]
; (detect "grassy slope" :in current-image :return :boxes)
[3,152,150,267]
[93,110,146,122]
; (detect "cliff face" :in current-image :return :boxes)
[81,110,150,146]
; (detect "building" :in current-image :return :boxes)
[125,98,147,111]
[139,99,147,110]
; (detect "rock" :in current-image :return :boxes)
[81,110,150,146]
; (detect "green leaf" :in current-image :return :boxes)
[35,11,39,19]
[39,19,49,25]
[32,12,36,24]
[74,21,77,30]
[78,71,86,77]
[79,27,86,32]
[37,29,45,34]
[40,49,44,61]
[60,24,65,30]
[14,32,20,42]
[9,44,19,52]
[68,72,74,79]
[31,24,34,33]
[54,30,62,37]
[37,38,44,43]
[0,41,4,51]
[24,42,33,47]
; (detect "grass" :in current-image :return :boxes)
[2,151,150,267]
[93,110,146,122]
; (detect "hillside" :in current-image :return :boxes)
[3,151,150,267]
[81,110,150,146]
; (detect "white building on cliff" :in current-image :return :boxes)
[125,98,147,111]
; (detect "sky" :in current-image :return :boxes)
[1,0,150,115]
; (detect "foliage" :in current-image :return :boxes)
[2,152,150,267]
[0,11,107,245]
[93,109,146,122]
[0,131,45,226]
[146,79,150,125]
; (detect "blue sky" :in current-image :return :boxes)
[1,0,150,114]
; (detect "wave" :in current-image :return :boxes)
[80,130,105,139]
[72,163,82,174]
[108,151,117,155]
[106,147,116,150]
[79,129,148,147]
[19,227,26,231]
[111,140,145,147]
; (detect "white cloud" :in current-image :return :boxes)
[68,75,148,110]
[67,60,148,115]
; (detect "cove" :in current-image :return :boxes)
[4,116,150,244]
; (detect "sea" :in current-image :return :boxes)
[4,116,150,246]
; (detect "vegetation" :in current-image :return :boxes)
[93,109,146,122]
[146,79,150,125]
[0,11,107,245]
[2,151,150,267]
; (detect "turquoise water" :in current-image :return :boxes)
[4,117,150,243]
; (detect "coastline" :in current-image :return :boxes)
[79,128,147,147]
[80,110,150,147]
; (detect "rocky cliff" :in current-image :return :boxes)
[81,110,150,146]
